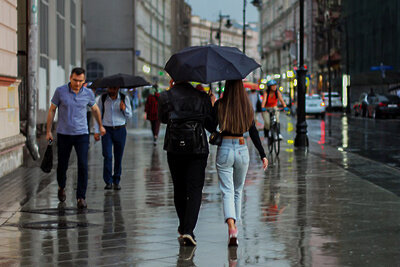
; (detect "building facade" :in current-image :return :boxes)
[84,0,137,82]
[0,0,25,177]
[314,0,343,96]
[84,0,180,89]
[190,15,261,83]
[18,0,83,125]
[259,0,316,98]
[343,0,400,98]
[171,0,191,54]
[135,0,172,88]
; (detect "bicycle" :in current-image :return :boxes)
[263,107,287,156]
[267,109,280,155]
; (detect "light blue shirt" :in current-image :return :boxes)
[51,83,96,135]
[94,93,132,133]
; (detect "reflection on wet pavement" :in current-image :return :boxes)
[0,113,399,265]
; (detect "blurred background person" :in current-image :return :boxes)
[145,85,161,145]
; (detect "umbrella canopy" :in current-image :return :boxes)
[164,44,260,84]
[88,73,150,88]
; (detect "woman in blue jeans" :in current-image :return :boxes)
[212,80,268,246]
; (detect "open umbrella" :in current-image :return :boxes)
[88,73,150,88]
[164,44,260,83]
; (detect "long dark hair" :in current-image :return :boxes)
[218,80,254,134]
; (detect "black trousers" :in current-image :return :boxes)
[167,152,208,237]
[150,120,160,138]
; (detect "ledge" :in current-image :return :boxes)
[0,134,26,154]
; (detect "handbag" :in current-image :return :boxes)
[209,129,223,146]
[40,140,53,173]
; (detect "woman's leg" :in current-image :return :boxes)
[232,146,250,222]
[216,143,236,222]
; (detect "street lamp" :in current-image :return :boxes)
[243,0,247,54]
[215,12,232,46]
[294,0,309,148]
[243,0,262,53]
[215,11,232,96]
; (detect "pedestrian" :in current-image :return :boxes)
[248,88,261,113]
[94,86,132,190]
[158,80,214,246]
[46,67,106,209]
[212,79,268,246]
[145,85,161,145]
[261,80,289,139]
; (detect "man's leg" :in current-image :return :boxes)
[112,127,127,185]
[154,120,161,138]
[74,134,90,200]
[183,154,208,237]
[167,153,187,235]
[101,129,113,185]
[57,134,73,191]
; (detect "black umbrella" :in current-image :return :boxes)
[164,44,260,83]
[88,73,150,88]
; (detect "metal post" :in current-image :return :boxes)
[294,0,309,148]
[345,17,351,114]
[218,12,222,96]
[243,0,246,54]
[327,26,332,110]
[27,0,40,160]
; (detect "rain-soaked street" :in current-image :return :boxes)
[1,111,400,266]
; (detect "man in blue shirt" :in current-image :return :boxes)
[46,68,106,209]
[94,87,132,190]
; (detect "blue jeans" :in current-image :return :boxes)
[101,127,127,185]
[216,139,250,222]
[57,134,89,199]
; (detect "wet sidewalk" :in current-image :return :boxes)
[1,113,400,266]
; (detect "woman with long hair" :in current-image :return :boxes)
[212,80,268,246]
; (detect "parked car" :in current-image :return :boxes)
[322,92,342,111]
[353,92,375,117]
[306,94,326,118]
[366,94,400,118]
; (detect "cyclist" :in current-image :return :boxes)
[261,80,289,139]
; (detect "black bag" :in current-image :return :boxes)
[209,130,223,146]
[167,119,203,153]
[40,140,53,173]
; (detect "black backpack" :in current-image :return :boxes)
[164,90,206,154]
[101,92,126,119]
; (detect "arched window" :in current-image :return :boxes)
[86,61,104,82]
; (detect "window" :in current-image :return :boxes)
[39,0,49,85]
[39,1,49,66]
[70,0,76,65]
[86,61,104,82]
[56,0,65,67]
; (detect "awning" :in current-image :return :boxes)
[243,81,259,90]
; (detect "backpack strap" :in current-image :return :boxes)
[101,92,126,120]
[101,93,107,120]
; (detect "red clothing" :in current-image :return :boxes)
[265,91,278,108]
[145,93,159,121]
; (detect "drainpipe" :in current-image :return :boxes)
[26,0,40,160]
